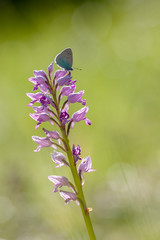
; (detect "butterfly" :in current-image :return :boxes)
[54,48,73,71]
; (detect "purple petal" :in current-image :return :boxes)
[27,92,52,107]
[29,76,46,84]
[51,151,69,168]
[78,156,95,172]
[27,92,43,100]
[33,70,48,80]
[68,90,83,102]
[39,83,51,94]
[72,106,88,122]
[43,128,60,139]
[57,72,72,86]
[32,106,50,115]
[54,70,67,82]
[48,62,54,77]
[61,84,76,97]
[48,175,72,193]
[71,107,91,127]
[30,113,53,129]
[78,156,96,184]
[72,144,81,164]
[32,136,55,152]
[59,110,70,125]
[28,77,50,93]
[30,113,51,122]
[59,190,79,205]
[85,118,91,125]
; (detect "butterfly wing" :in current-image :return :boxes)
[54,48,73,71]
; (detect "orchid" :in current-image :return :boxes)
[27,60,96,239]
[32,136,56,152]
[60,190,79,205]
[48,175,73,193]
[51,151,69,168]
[72,144,82,164]
[78,156,96,185]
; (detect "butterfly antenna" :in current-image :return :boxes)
[73,66,82,71]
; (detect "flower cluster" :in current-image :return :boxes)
[27,62,95,207]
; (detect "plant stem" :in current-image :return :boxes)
[61,130,96,240]
[51,86,96,240]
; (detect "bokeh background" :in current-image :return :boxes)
[1,0,160,239]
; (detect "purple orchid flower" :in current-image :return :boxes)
[32,106,51,115]
[43,128,60,140]
[51,151,69,168]
[27,93,54,108]
[71,106,91,128]
[54,70,67,83]
[59,104,69,125]
[29,76,49,93]
[28,61,96,221]
[59,190,79,205]
[27,92,44,106]
[33,70,48,80]
[32,136,56,152]
[78,156,96,185]
[29,76,46,85]
[68,90,86,105]
[29,113,53,129]
[72,144,81,164]
[48,175,72,193]
[39,83,51,94]
[61,84,76,97]
[39,95,51,107]
[40,95,56,108]
[28,76,46,91]
[57,72,72,86]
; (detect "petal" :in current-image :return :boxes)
[48,62,54,76]
[27,92,43,101]
[68,91,84,104]
[78,156,96,173]
[48,175,69,185]
[32,136,52,147]
[48,176,72,193]
[59,190,78,205]
[57,72,72,86]
[85,118,91,125]
[28,76,46,84]
[72,106,89,122]
[61,84,76,96]
[51,151,66,161]
[54,70,67,81]
[33,70,48,79]
[30,113,51,123]
[32,106,50,114]
[43,128,60,139]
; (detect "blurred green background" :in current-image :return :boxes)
[1,0,160,239]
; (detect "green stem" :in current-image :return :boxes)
[51,85,96,240]
[61,131,96,240]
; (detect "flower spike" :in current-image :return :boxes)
[28,59,96,239]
